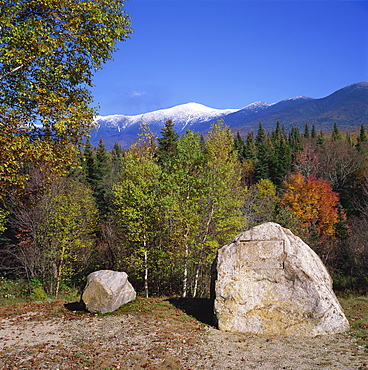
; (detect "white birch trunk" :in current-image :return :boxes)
[182,236,189,298]
[192,204,214,297]
[143,237,149,298]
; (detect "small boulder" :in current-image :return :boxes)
[82,270,136,314]
[213,222,349,336]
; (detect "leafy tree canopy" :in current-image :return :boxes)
[0,0,132,198]
[281,172,340,237]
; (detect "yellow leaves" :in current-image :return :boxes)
[0,0,132,200]
[256,178,276,198]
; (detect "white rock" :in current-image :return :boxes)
[213,222,349,336]
[82,270,136,314]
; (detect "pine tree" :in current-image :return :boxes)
[356,125,367,153]
[271,121,283,143]
[332,122,342,141]
[311,125,317,138]
[288,126,301,149]
[317,130,325,146]
[304,123,310,138]
[83,140,97,186]
[111,142,124,176]
[244,132,257,160]
[233,131,245,161]
[270,135,292,188]
[94,138,113,217]
[288,126,302,161]
[256,122,267,145]
[157,120,179,168]
[359,124,367,143]
[255,123,271,180]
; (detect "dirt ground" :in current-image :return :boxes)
[0,299,367,370]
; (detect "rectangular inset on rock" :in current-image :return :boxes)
[237,240,285,270]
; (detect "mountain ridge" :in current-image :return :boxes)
[91,82,368,149]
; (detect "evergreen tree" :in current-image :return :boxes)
[359,124,367,143]
[83,140,97,186]
[157,120,179,168]
[111,142,124,176]
[311,125,317,138]
[356,125,367,153]
[317,130,325,146]
[270,134,292,188]
[256,122,267,145]
[94,138,113,217]
[332,122,342,141]
[244,132,257,160]
[271,121,283,143]
[304,123,310,138]
[288,126,302,161]
[255,123,271,180]
[95,138,110,181]
[233,131,245,161]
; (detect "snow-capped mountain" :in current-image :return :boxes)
[94,102,239,133]
[91,101,271,148]
[90,83,368,149]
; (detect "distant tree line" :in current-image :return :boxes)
[1,119,368,297]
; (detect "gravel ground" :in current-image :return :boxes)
[0,304,367,370]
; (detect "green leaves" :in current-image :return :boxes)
[113,123,247,297]
[0,0,132,199]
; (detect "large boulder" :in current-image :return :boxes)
[82,270,136,314]
[213,222,349,336]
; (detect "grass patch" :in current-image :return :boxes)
[109,296,173,315]
[339,296,368,347]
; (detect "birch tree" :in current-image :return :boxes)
[161,130,206,297]
[113,124,161,298]
[33,178,98,297]
[192,122,246,296]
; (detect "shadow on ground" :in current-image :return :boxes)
[168,298,216,327]
[64,301,87,312]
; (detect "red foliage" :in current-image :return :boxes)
[281,172,340,237]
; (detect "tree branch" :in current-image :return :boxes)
[0,64,24,81]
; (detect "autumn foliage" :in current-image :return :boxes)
[281,172,340,237]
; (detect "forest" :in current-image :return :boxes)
[1,119,368,299]
[0,1,367,302]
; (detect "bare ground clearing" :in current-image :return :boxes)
[0,298,367,369]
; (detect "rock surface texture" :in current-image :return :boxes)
[213,222,349,336]
[82,270,136,314]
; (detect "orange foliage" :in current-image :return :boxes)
[281,172,339,237]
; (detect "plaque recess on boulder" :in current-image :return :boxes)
[236,240,285,270]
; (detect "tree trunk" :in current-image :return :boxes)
[55,244,66,298]
[143,237,149,298]
[192,262,200,298]
[193,205,214,297]
[182,235,189,298]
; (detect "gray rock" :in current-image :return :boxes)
[82,270,136,314]
[213,222,349,336]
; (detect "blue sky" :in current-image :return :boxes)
[91,0,368,116]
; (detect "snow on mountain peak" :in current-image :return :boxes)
[242,101,272,110]
[95,102,240,132]
[283,96,311,102]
